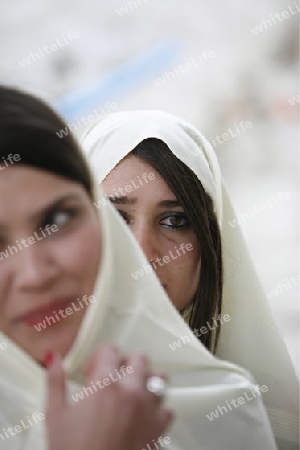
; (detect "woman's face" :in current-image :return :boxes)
[0,166,101,363]
[102,154,201,311]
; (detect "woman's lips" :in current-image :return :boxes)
[21,298,73,327]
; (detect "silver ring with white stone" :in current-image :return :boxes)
[146,376,167,402]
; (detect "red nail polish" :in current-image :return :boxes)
[44,351,54,368]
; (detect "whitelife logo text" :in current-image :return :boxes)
[18,31,80,68]
[34,295,96,331]
[94,172,155,210]
[72,366,133,403]
[0,224,58,261]
[131,243,193,280]
[206,385,268,421]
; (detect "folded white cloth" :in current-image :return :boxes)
[81,109,299,449]
[0,198,277,450]
[0,109,295,449]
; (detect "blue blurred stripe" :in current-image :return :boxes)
[55,39,181,121]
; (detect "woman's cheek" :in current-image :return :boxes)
[166,249,201,310]
[51,221,101,279]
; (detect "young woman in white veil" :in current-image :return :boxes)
[0,87,279,450]
[82,109,299,450]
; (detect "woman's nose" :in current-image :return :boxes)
[14,243,58,291]
[132,222,159,262]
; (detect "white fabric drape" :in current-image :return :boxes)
[0,196,276,450]
[0,108,294,449]
[81,109,299,450]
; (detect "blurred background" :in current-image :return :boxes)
[1,0,299,370]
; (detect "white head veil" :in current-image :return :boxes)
[0,128,279,450]
[82,110,299,450]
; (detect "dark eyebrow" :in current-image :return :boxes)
[107,195,137,205]
[29,193,82,224]
[157,200,181,208]
[107,195,181,208]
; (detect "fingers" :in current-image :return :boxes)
[45,353,66,417]
[44,344,174,450]
[121,353,149,391]
[157,407,173,431]
[85,344,120,382]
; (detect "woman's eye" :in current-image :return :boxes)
[160,214,188,229]
[45,209,77,229]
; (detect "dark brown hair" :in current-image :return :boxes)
[0,86,93,197]
[132,138,223,352]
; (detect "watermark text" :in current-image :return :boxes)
[131,243,193,280]
[18,32,80,67]
[153,50,215,87]
[94,172,156,210]
[116,0,151,16]
[56,102,118,139]
[206,385,268,421]
[0,224,58,261]
[0,412,45,442]
[72,366,133,402]
[229,192,290,228]
[169,314,231,351]
[0,153,21,171]
[210,121,253,148]
[251,3,300,35]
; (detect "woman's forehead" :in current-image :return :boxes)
[103,155,177,202]
[0,166,85,223]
